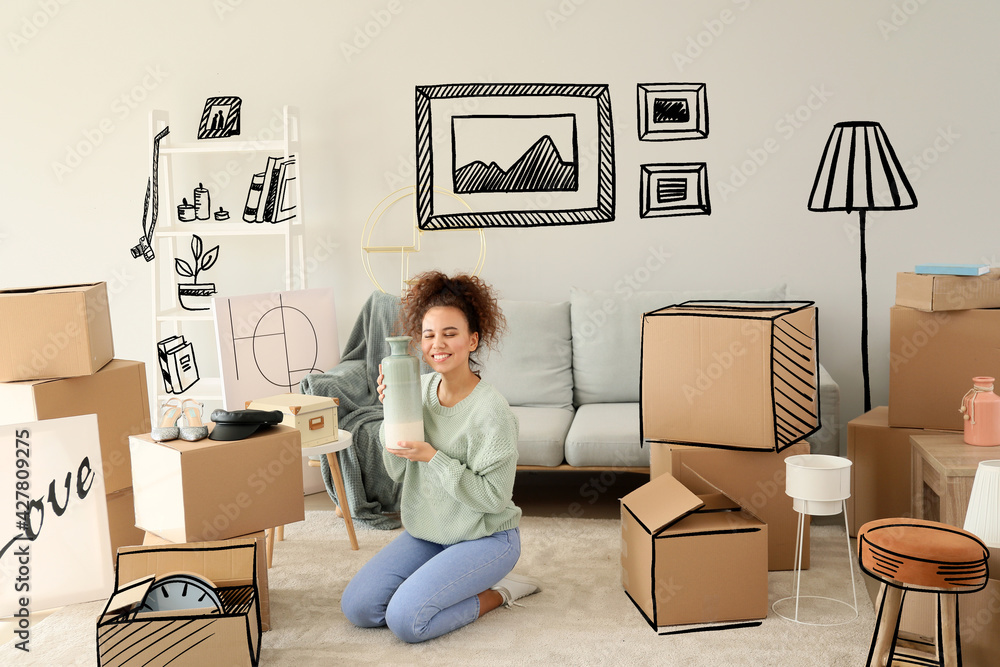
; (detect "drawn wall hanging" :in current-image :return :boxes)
[415,83,615,229]
[197,96,241,139]
[212,288,340,410]
[808,120,917,413]
[637,83,708,141]
[639,163,711,218]
[175,234,220,311]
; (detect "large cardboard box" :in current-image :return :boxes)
[97,539,261,667]
[621,471,768,632]
[130,424,305,542]
[0,359,151,493]
[650,440,809,571]
[846,406,955,536]
[0,282,114,381]
[888,306,1000,430]
[641,301,820,452]
[143,530,271,631]
[107,487,145,566]
[896,269,1000,312]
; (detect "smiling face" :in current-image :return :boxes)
[421,305,479,378]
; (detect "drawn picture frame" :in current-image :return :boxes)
[637,83,708,141]
[415,83,615,230]
[198,96,242,139]
[639,163,711,218]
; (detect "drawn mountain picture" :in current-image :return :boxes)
[451,114,579,195]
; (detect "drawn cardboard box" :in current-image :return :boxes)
[0,282,114,381]
[129,424,304,543]
[621,471,768,632]
[246,393,339,446]
[649,440,810,571]
[96,539,261,667]
[142,530,271,631]
[641,301,820,452]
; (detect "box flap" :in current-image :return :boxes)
[0,282,102,296]
[647,300,814,320]
[99,575,154,621]
[115,539,257,587]
[248,393,338,414]
[621,472,704,534]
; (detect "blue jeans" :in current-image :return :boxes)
[340,527,520,643]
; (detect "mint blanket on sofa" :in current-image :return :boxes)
[300,290,405,529]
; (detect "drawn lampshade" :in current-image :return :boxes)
[808,121,917,413]
[964,460,1000,548]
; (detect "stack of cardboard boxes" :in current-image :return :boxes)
[0,283,150,564]
[622,301,821,632]
[848,269,1000,663]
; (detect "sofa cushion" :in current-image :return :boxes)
[564,403,649,467]
[569,285,787,405]
[511,406,574,466]
[482,300,573,409]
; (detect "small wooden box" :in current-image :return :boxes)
[246,393,339,447]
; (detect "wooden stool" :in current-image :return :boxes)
[857,518,990,666]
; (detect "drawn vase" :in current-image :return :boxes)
[177,283,217,312]
[960,376,1000,447]
[381,336,424,450]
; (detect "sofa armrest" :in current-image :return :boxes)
[807,363,841,457]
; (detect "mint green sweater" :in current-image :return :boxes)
[380,373,521,545]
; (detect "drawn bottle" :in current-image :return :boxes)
[382,336,424,450]
[960,376,1000,446]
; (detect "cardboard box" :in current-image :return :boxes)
[888,306,1000,430]
[143,530,271,632]
[0,359,151,493]
[107,487,145,566]
[650,440,809,571]
[129,424,305,543]
[621,471,768,632]
[896,269,1000,312]
[846,406,955,536]
[97,539,261,667]
[0,282,114,381]
[246,393,339,446]
[641,301,820,452]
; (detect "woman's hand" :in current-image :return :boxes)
[376,364,386,404]
[388,440,436,463]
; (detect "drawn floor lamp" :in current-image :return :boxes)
[808,121,917,413]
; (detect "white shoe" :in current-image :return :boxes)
[491,573,541,608]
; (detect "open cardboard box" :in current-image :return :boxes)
[97,539,261,667]
[641,301,820,452]
[142,530,271,631]
[129,424,305,542]
[0,282,114,381]
[621,467,768,632]
[650,440,809,571]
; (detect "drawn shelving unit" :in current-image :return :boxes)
[146,106,306,412]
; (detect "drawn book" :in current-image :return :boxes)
[243,172,265,222]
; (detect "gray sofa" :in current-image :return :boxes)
[480,287,841,469]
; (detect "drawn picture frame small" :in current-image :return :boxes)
[198,96,242,139]
[639,163,711,218]
[637,83,708,141]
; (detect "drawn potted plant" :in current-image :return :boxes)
[175,234,220,311]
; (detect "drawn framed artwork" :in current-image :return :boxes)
[639,163,711,218]
[637,83,708,141]
[198,96,242,139]
[415,83,615,229]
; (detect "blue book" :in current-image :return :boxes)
[914,263,990,276]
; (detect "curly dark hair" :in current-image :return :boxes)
[397,271,506,373]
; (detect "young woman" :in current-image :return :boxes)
[340,271,540,643]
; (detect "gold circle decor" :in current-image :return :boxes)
[361,186,486,295]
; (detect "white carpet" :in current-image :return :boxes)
[1,512,877,666]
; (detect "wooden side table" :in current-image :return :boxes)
[910,433,1000,528]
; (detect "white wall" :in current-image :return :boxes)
[2,0,998,440]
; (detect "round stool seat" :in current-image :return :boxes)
[858,518,989,592]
